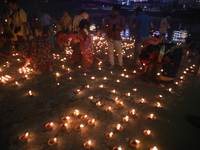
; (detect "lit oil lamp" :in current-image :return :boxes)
[105,132,113,139]
[132,70,137,74]
[122,116,129,122]
[83,140,92,149]
[55,72,60,77]
[143,130,151,135]
[14,81,19,86]
[112,146,123,150]
[129,109,136,115]
[103,77,107,80]
[116,124,123,131]
[175,81,178,85]
[111,89,116,94]
[85,85,90,89]
[80,115,88,120]
[74,89,80,93]
[105,106,112,112]
[91,76,95,80]
[68,77,72,81]
[129,139,140,147]
[28,90,33,96]
[150,146,158,150]
[73,109,80,116]
[167,88,172,92]
[96,101,103,107]
[48,138,57,146]
[180,76,184,80]
[158,95,163,99]
[87,119,95,125]
[88,96,93,100]
[116,79,120,83]
[148,114,156,120]
[75,124,84,130]
[60,123,68,129]
[132,88,137,92]
[19,132,29,141]
[45,122,54,129]
[99,84,104,88]
[156,102,161,108]
[116,101,124,106]
[126,92,131,97]
[140,98,146,104]
[61,116,71,123]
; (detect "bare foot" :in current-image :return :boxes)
[109,65,114,69]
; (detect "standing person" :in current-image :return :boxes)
[78,19,94,72]
[7,0,29,47]
[61,11,72,32]
[102,4,125,69]
[159,13,171,42]
[73,12,84,32]
[132,6,153,65]
[38,10,51,27]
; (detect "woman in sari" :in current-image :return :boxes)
[78,19,94,72]
[18,25,53,74]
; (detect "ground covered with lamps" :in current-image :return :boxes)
[0,36,200,150]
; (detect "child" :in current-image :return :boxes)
[78,19,94,72]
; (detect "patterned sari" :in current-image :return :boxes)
[79,30,94,68]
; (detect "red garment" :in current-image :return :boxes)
[56,32,79,46]
[79,29,94,68]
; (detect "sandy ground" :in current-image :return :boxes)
[0,36,200,150]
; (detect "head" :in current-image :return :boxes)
[166,13,171,19]
[145,44,160,57]
[80,9,86,14]
[7,0,19,11]
[63,11,68,16]
[135,7,142,15]
[79,19,89,30]
[38,10,43,16]
[112,4,120,16]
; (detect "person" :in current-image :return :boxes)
[102,4,126,69]
[18,25,53,74]
[38,10,51,27]
[140,42,183,85]
[2,7,13,33]
[73,12,84,32]
[0,32,13,58]
[55,18,62,32]
[132,6,153,65]
[159,13,171,42]
[78,19,94,72]
[185,36,200,76]
[61,11,72,32]
[7,0,29,48]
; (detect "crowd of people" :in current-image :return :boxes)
[0,0,199,85]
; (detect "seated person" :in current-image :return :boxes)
[140,42,183,85]
[0,32,13,58]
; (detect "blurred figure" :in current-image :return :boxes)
[132,6,153,65]
[159,13,171,42]
[38,10,51,27]
[61,11,72,32]
[2,6,13,33]
[55,18,62,32]
[78,19,94,72]
[7,0,29,47]
[73,12,84,32]
[102,4,126,69]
